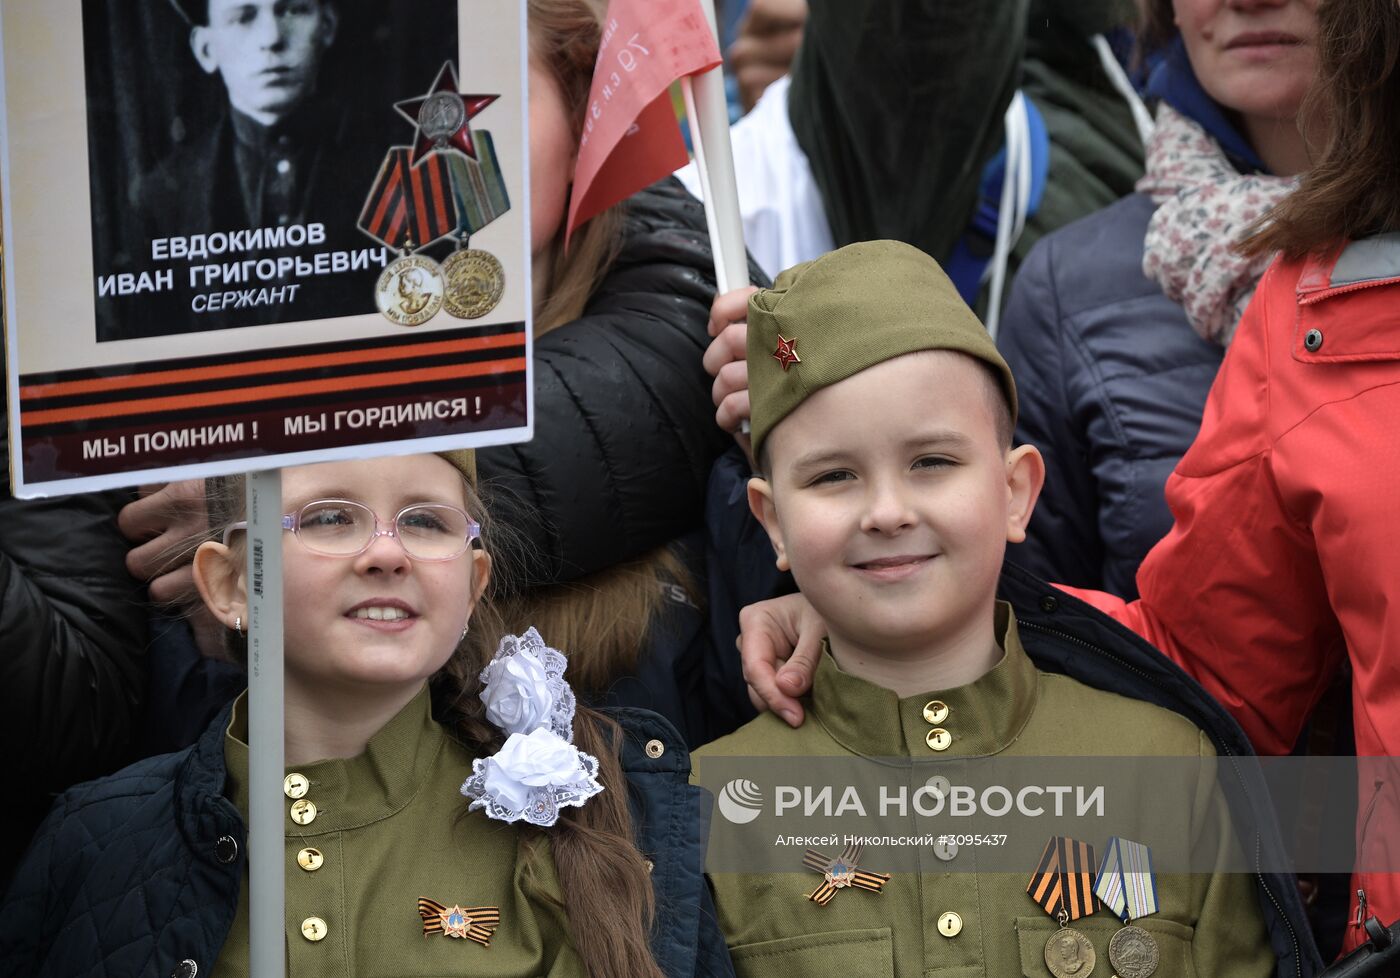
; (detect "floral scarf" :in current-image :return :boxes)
[1137,104,1296,345]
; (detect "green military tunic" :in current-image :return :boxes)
[696,605,1276,978]
[212,685,586,977]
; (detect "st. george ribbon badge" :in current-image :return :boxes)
[417,897,500,946]
[802,843,891,906]
[358,148,457,326]
[396,62,499,166]
[1028,836,1102,978]
[1095,838,1161,978]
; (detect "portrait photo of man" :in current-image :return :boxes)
[83,0,458,341]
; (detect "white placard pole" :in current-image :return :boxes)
[247,469,285,978]
[681,0,748,295]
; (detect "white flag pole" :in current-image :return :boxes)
[682,0,748,295]
[247,468,285,978]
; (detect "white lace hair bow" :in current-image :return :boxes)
[460,628,603,827]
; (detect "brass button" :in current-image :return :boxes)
[297,847,324,872]
[644,859,655,874]
[925,728,952,752]
[290,799,318,825]
[645,739,666,759]
[938,911,963,937]
[924,775,951,797]
[283,773,309,799]
[300,916,328,942]
[922,700,950,725]
[934,838,959,862]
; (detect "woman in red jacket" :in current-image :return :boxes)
[736,0,1400,954]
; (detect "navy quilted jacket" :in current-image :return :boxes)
[0,703,734,978]
[998,193,1223,598]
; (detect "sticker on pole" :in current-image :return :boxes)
[1,0,530,496]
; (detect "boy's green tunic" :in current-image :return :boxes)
[696,606,1276,978]
[211,685,586,977]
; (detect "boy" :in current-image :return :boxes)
[696,240,1277,977]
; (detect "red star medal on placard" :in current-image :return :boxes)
[772,334,802,371]
[395,62,498,165]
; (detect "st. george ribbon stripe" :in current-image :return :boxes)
[360,149,457,250]
[1028,836,1099,922]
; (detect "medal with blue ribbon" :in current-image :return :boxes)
[1094,837,1161,978]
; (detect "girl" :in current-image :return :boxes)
[0,450,729,978]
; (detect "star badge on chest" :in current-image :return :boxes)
[802,843,891,906]
[418,897,501,946]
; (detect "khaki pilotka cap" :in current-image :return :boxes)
[745,240,1018,457]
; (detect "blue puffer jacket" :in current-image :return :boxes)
[997,37,1275,598]
[0,703,735,978]
[998,192,1223,597]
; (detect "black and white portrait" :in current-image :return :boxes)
[84,0,459,341]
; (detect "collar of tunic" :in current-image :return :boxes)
[224,683,447,833]
[810,601,1040,758]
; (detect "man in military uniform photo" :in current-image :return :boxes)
[84,0,457,340]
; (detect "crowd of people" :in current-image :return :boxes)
[3,0,1399,976]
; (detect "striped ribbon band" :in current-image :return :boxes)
[359,148,459,251]
[447,130,512,239]
[1094,837,1159,923]
[803,844,891,906]
[1027,836,1100,923]
[417,897,500,946]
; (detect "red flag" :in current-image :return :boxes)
[566,0,721,243]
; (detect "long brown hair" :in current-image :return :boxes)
[1239,0,1400,258]
[202,470,665,978]
[529,0,626,333]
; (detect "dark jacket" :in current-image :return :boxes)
[999,563,1322,978]
[478,178,757,590]
[787,0,1142,289]
[0,703,734,978]
[998,193,1223,597]
[109,102,388,340]
[0,360,148,886]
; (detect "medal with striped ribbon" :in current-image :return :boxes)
[358,147,458,326]
[1028,836,1100,978]
[1095,837,1161,978]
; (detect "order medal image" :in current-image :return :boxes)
[376,250,445,327]
[1095,838,1161,978]
[443,247,505,319]
[1028,837,1102,978]
[1107,924,1160,978]
[1045,917,1097,978]
[358,61,510,328]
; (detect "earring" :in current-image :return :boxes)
[234,615,244,638]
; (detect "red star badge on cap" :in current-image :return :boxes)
[395,62,498,166]
[772,334,802,371]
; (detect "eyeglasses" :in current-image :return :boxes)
[223,498,481,561]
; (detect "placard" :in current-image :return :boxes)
[2,0,530,496]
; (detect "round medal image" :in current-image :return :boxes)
[1108,925,1159,978]
[442,248,506,320]
[419,91,466,143]
[376,255,444,327]
[1043,927,1096,978]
